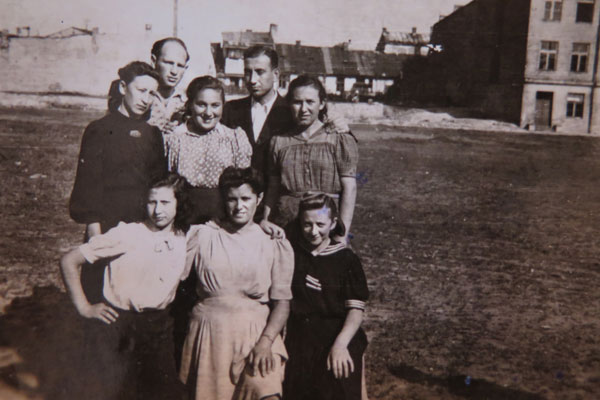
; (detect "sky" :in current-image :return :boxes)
[2,0,463,49]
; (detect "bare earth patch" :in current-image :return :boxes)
[0,107,599,399]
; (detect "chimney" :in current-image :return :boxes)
[411,27,417,35]
[269,23,278,40]
[246,29,252,32]
[296,40,301,46]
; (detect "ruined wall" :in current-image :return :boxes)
[0,32,215,97]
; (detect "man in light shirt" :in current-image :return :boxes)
[108,37,190,133]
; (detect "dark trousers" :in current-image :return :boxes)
[79,305,185,400]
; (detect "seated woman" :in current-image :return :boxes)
[166,76,252,224]
[261,75,358,242]
[60,173,191,400]
[180,167,294,400]
[284,193,369,400]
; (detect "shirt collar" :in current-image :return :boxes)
[251,91,278,113]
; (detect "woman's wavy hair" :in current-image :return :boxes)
[297,193,345,238]
[183,76,225,121]
[286,74,328,121]
[218,167,264,199]
[147,173,192,233]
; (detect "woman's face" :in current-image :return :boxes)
[146,186,177,231]
[300,206,336,247]
[191,88,223,132]
[224,183,263,227]
[290,85,325,128]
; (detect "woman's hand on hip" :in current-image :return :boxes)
[79,302,119,325]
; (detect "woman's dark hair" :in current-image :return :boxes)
[118,61,160,85]
[184,76,225,120]
[147,173,192,233]
[297,192,346,238]
[218,167,264,199]
[286,74,328,121]
[151,37,190,62]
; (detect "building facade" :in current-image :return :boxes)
[212,25,407,100]
[430,0,600,133]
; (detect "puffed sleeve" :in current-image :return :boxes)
[232,126,252,168]
[267,135,281,178]
[184,224,203,277]
[334,131,359,178]
[269,237,294,301]
[343,251,369,311]
[78,222,130,263]
[69,122,104,224]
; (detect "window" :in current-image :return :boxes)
[571,43,590,72]
[576,1,594,23]
[539,41,558,71]
[566,93,585,118]
[544,1,562,21]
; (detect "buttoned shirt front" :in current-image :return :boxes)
[251,92,278,142]
[148,89,187,132]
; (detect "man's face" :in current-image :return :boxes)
[119,75,159,117]
[244,54,278,101]
[152,41,188,90]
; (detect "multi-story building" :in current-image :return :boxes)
[429,0,600,133]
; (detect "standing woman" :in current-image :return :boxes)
[284,193,369,400]
[166,76,252,223]
[261,75,358,241]
[180,167,293,400]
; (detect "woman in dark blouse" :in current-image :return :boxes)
[284,193,368,400]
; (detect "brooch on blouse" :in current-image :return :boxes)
[154,239,174,253]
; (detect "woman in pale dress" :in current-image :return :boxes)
[180,167,293,400]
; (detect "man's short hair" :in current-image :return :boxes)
[118,61,160,84]
[151,37,190,62]
[243,45,278,69]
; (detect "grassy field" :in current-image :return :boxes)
[0,108,599,399]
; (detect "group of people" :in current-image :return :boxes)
[60,36,368,400]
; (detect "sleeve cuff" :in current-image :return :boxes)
[345,299,366,311]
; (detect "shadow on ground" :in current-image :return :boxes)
[389,363,544,400]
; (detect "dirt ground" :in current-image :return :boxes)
[0,107,599,399]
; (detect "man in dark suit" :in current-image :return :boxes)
[221,45,293,179]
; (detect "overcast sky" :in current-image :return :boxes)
[2,0,463,49]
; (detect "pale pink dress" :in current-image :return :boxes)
[180,221,294,400]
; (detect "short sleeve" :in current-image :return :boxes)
[269,237,294,300]
[335,132,359,178]
[232,126,252,168]
[343,251,369,311]
[79,222,130,263]
[268,136,281,178]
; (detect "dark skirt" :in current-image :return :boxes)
[284,314,368,400]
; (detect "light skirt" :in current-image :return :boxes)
[180,296,287,400]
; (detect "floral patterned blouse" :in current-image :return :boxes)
[166,122,252,188]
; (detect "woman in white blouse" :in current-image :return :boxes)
[166,76,252,223]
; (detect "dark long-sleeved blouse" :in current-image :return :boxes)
[69,111,167,232]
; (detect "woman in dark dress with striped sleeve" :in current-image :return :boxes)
[284,193,369,400]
